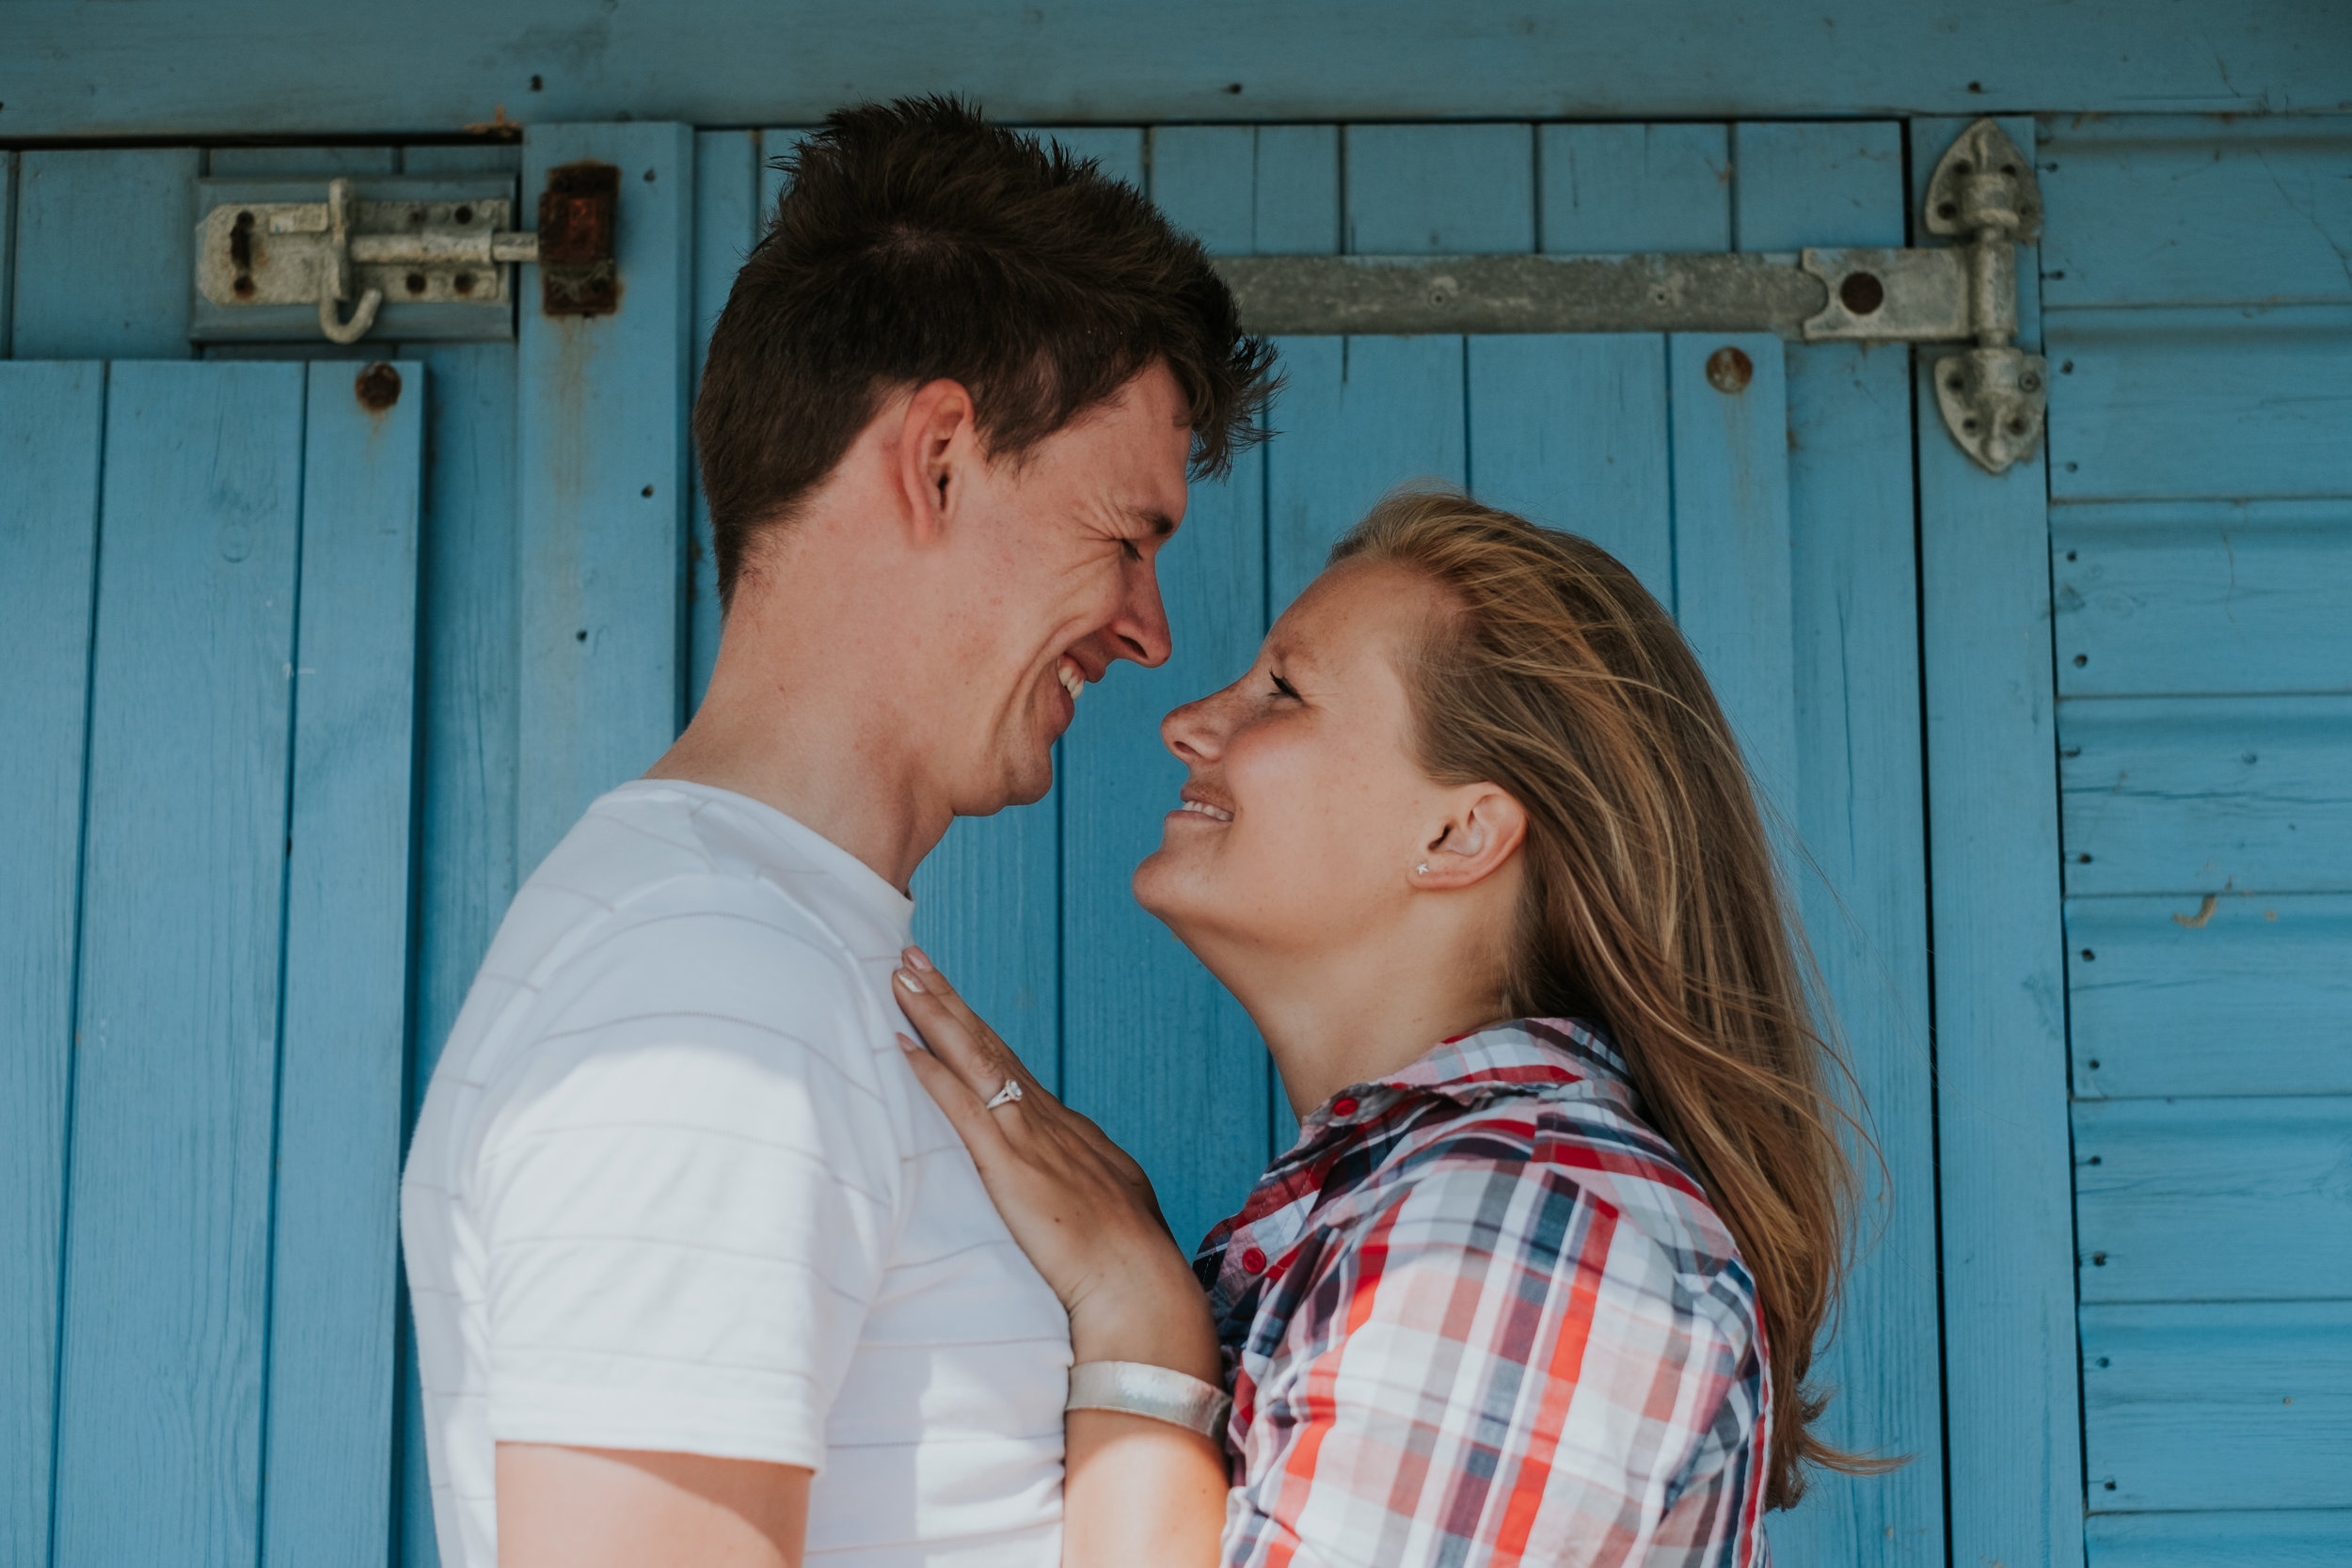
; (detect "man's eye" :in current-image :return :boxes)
[1270,674,1300,700]
[1120,538,1143,562]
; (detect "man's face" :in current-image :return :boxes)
[934,362,1192,814]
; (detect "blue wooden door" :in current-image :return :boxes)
[0,357,424,1567]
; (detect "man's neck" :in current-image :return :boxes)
[645,549,952,895]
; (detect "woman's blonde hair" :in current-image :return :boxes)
[1331,487,1877,1509]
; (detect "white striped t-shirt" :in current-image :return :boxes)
[400,780,1071,1568]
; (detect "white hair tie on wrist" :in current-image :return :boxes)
[1066,1361,1232,1441]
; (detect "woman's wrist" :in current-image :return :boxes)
[1068,1257,1221,1386]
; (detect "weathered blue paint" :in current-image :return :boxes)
[0,153,17,356]
[10,150,199,359]
[2089,1507,2352,1568]
[690,129,760,709]
[53,361,308,1568]
[2055,499,2352,697]
[7,0,2347,136]
[1538,123,1730,254]
[0,360,104,1568]
[2082,1301,2352,1511]
[1916,110,2086,1568]
[1740,119,1943,1565]
[515,122,695,878]
[1345,123,1536,254]
[2065,894,2352,1099]
[262,360,426,1568]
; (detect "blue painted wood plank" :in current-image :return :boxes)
[207,146,399,175]
[0,361,104,1568]
[1730,121,1905,251]
[0,152,17,356]
[2040,118,2352,309]
[2089,1508,2352,1568]
[2059,695,2351,896]
[11,3,2352,136]
[1061,439,1269,1253]
[1667,332,1797,818]
[1465,335,1672,602]
[12,148,200,358]
[52,360,308,1568]
[1344,123,1534,254]
[400,335,519,1568]
[2074,1097,2352,1304]
[757,126,815,216]
[2065,893,2352,1099]
[400,144,524,176]
[1264,335,1466,609]
[1918,202,2085,1568]
[2055,499,2352,697]
[1761,126,1940,1561]
[262,358,425,1568]
[515,122,694,877]
[690,128,760,711]
[1251,125,1340,256]
[910,792,1065,1094]
[2082,1301,2352,1512]
[1537,123,1729,254]
[2049,306,2352,501]
[1146,124,1257,253]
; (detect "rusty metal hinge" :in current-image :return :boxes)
[1215,119,2047,474]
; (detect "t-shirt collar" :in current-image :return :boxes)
[615,777,916,945]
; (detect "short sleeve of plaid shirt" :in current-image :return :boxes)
[1209,1023,1771,1568]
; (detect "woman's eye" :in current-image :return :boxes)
[1269,674,1300,700]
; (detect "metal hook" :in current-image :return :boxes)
[315,177,384,343]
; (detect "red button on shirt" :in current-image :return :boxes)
[1241,1246,1268,1275]
[1332,1097,1359,1117]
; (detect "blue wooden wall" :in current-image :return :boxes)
[2,68,2347,1568]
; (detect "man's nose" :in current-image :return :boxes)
[1106,558,1173,670]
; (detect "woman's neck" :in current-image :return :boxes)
[1203,917,1514,1118]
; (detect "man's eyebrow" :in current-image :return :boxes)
[1129,507,1178,538]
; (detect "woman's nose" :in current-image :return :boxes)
[1161,687,1231,765]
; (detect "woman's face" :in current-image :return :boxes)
[1134,560,1463,958]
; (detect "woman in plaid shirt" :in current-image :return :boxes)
[898,490,1878,1566]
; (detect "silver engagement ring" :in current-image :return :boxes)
[984,1079,1024,1110]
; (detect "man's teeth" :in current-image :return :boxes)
[1058,663,1085,702]
[1180,800,1233,822]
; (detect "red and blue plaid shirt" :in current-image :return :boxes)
[1195,1019,1771,1568]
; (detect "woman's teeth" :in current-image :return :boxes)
[1058,662,1085,702]
[1180,800,1233,822]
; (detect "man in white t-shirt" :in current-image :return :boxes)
[401,98,1274,1568]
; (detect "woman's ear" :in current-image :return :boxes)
[1414,785,1526,889]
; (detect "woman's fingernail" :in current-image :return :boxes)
[896,1033,922,1053]
[896,969,925,994]
[906,946,934,973]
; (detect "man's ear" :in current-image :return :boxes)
[893,378,979,544]
[1414,785,1527,890]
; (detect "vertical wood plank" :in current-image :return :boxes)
[12,149,201,358]
[1917,109,2085,1568]
[757,127,815,215]
[1252,125,1341,256]
[261,359,424,1568]
[1147,125,1257,252]
[1062,439,1269,1252]
[516,123,694,877]
[690,129,761,711]
[1,152,18,356]
[1344,123,1535,254]
[402,338,518,1568]
[1668,332,1798,817]
[1265,335,1468,609]
[1537,124,1731,253]
[0,361,105,1568]
[1738,120,1947,1565]
[1465,335,1673,601]
[1031,127,1146,191]
[53,361,308,1568]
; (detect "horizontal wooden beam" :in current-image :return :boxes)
[0,0,2345,139]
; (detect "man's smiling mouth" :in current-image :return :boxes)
[1177,798,1232,822]
[1057,657,1086,703]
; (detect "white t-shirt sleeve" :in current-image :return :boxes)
[469,898,900,1471]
